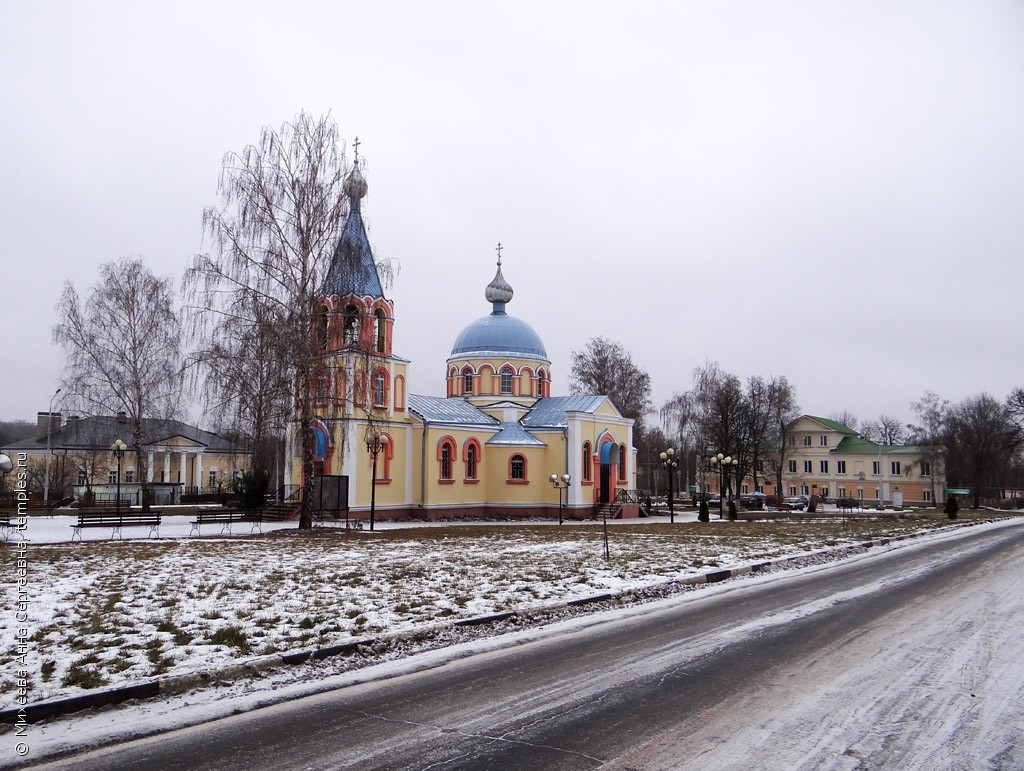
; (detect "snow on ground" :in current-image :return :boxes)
[0,508,974,709]
[0,515,1020,768]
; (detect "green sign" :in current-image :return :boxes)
[945,488,971,495]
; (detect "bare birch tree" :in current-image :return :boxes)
[183,112,353,529]
[767,375,800,496]
[52,257,183,509]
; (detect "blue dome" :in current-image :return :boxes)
[451,309,547,358]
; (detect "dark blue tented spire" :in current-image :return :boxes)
[321,163,385,299]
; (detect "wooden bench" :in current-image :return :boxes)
[189,510,262,535]
[71,508,162,541]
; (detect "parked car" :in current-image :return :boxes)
[782,497,806,511]
[836,497,859,509]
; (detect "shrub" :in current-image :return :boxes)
[944,496,959,519]
[233,468,270,510]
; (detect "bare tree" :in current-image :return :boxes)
[1007,387,1024,435]
[184,112,356,529]
[861,414,907,445]
[0,420,33,445]
[186,295,291,475]
[24,456,77,502]
[690,363,748,501]
[828,411,860,431]
[764,375,800,497]
[907,392,951,506]
[944,393,1020,508]
[52,258,182,510]
[570,337,652,440]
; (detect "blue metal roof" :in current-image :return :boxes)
[521,395,609,428]
[408,394,500,425]
[450,308,548,359]
[321,197,385,299]
[486,422,546,446]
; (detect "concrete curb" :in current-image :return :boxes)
[0,518,1001,724]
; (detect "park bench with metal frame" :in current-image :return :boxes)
[189,509,262,536]
[71,506,162,541]
[0,514,16,541]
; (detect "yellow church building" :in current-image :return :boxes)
[286,161,636,520]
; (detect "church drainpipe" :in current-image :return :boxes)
[419,419,428,509]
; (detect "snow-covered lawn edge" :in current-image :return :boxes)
[1,514,1017,721]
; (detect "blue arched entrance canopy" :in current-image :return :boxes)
[314,426,328,459]
[599,439,620,465]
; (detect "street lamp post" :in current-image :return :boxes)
[43,387,61,508]
[365,431,388,532]
[549,473,571,525]
[51,447,69,506]
[111,439,127,513]
[659,448,679,523]
[709,452,739,520]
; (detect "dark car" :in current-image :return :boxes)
[836,497,859,509]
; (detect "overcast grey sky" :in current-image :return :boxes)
[2,1,1022,430]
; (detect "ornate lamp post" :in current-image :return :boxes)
[51,447,69,505]
[111,439,127,513]
[365,430,388,532]
[549,473,571,525]
[709,452,738,519]
[659,447,679,523]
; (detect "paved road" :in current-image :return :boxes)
[31,520,1024,770]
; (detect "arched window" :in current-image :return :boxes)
[537,369,549,398]
[372,370,387,407]
[447,367,457,397]
[437,436,457,482]
[509,454,526,481]
[465,442,478,480]
[462,367,474,396]
[374,308,387,353]
[500,366,514,395]
[343,304,360,344]
[618,443,628,482]
[582,441,592,482]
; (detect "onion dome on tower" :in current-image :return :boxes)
[321,146,384,300]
